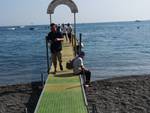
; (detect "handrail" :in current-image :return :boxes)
[79,74,90,113]
[77,33,90,113]
[34,71,52,113]
[92,104,98,113]
[72,34,77,56]
[79,75,88,106]
[34,36,52,113]
[45,36,50,74]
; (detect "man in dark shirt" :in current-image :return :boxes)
[47,23,64,74]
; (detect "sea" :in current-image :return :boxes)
[1,21,150,85]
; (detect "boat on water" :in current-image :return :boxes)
[19,25,25,28]
[29,27,34,30]
[8,27,16,30]
[135,20,141,22]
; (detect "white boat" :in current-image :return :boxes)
[19,25,25,28]
[8,27,16,30]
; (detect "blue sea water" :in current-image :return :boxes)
[0,25,48,85]
[1,21,150,85]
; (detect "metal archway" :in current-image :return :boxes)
[46,0,78,73]
[47,0,78,35]
[47,0,78,14]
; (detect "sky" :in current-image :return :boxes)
[0,0,150,26]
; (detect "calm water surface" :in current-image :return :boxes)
[1,21,150,85]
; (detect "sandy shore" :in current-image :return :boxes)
[0,82,42,113]
[86,75,150,113]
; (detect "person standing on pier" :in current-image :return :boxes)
[47,23,64,74]
[73,51,91,86]
[67,23,72,43]
[61,24,68,42]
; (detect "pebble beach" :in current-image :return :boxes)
[86,75,150,113]
[0,82,42,113]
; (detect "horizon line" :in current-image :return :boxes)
[1,19,150,27]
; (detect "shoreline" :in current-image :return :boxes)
[86,75,150,113]
[0,81,42,113]
[1,75,150,113]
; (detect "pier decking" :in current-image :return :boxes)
[34,41,88,113]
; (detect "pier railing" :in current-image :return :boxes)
[76,33,91,113]
[91,104,98,113]
[77,34,98,113]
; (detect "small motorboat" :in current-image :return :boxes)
[29,27,34,30]
[8,27,16,30]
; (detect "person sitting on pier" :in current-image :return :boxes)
[47,23,64,74]
[73,51,91,86]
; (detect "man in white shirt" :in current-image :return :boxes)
[73,51,91,85]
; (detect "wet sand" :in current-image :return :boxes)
[86,75,150,113]
[0,82,42,113]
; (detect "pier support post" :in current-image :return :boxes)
[45,37,50,73]
[50,14,52,25]
[25,108,28,113]
[41,73,44,87]
[74,13,76,38]
[74,13,77,56]
[92,104,98,113]
[79,33,82,54]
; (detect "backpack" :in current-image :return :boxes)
[66,60,74,69]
